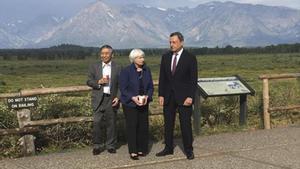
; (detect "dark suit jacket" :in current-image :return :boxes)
[87,61,121,111]
[158,49,198,105]
[119,63,154,108]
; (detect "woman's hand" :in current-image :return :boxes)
[132,96,143,106]
[143,95,149,106]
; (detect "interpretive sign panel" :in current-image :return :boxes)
[197,76,255,98]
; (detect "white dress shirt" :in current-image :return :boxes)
[171,48,183,71]
[102,61,111,94]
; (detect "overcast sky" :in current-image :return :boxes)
[189,0,300,9]
[0,0,299,22]
[1,0,299,9]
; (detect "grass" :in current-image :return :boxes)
[1,53,300,92]
[1,53,299,115]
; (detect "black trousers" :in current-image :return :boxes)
[92,95,117,149]
[123,105,149,154]
[163,91,193,154]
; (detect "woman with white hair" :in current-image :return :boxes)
[119,49,154,160]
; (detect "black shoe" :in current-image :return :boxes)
[92,148,102,155]
[107,148,116,154]
[186,151,194,160]
[156,149,174,157]
[138,152,146,157]
[130,154,139,160]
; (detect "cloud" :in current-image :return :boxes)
[190,0,300,9]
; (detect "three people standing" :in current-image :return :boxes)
[87,31,198,160]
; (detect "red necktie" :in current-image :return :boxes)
[172,53,177,75]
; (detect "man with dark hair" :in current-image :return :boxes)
[170,32,184,42]
[87,44,121,155]
[156,32,198,160]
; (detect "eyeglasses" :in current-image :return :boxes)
[100,52,111,55]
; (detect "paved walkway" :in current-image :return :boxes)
[1,125,299,169]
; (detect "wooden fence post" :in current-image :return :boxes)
[17,109,35,156]
[262,79,271,129]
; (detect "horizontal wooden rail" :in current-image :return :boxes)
[0,86,92,98]
[1,112,163,137]
[0,127,39,136]
[0,81,159,99]
[23,112,163,127]
[0,92,21,98]
[24,117,93,127]
[259,73,300,80]
[21,86,92,97]
[269,105,300,112]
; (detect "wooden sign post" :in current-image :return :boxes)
[7,96,38,156]
[17,109,36,156]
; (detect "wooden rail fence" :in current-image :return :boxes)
[0,80,201,156]
[259,73,300,129]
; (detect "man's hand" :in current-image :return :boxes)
[112,97,119,107]
[98,77,109,85]
[159,96,164,106]
[183,97,193,106]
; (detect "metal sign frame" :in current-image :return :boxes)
[195,75,255,128]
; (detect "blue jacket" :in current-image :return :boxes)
[119,63,154,107]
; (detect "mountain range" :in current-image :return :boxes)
[1,1,300,48]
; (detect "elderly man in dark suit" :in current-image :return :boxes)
[87,45,121,155]
[156,32,198,160]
